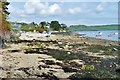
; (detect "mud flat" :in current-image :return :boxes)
[0,32,119,79]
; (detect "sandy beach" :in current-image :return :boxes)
[0,32,119,79]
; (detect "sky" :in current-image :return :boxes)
[7,0,119,26]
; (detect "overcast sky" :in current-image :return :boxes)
[7,0,119,26]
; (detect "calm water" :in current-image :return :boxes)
[75,30,119,41]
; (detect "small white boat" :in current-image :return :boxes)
[96,32,102,37]
[114,32,118,35]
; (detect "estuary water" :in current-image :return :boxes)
[76,30,119,41]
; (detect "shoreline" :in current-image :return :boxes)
[0,32,119,78]
[73,30,119,42]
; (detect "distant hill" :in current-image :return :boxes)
[69,24,119,31]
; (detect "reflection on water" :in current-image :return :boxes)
[76,30,119,41]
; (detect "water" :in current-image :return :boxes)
[75,30,119,41]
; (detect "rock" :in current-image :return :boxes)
[58,41,62,45]
[0,66,4,70]
[58,44,64,49]
[69,60,85,68]
[109,43,113,46]
[38,65,42,70]
[112,48,117,51]
[99,50,104,53]
[86,53,88,54]
[41,72,59,80]
[67,52,71,54]
[30,68,42,77]
[67,45,73,50]
[40,65,50,68]
[17,67,31,76]
[64,45,69,49]
[55,60,63,66]
[45,43,49,46]
[91,59,101,63]
[116,68,120,73]
[109,65,113,68]
[49,65,62,69]
[62,66,78,72]
[84,42,88,44]
[8,50,21,53]
[11,70,28,78]
[42,60,56,65]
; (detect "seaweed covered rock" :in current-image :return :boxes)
[69,70,117,79]
[41,72,59,80]
[62,66,79,72]
[69,60,85,68]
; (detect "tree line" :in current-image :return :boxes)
[12,21,69,33]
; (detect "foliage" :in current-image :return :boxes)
[0,0,11,37]
[60,23,69,31]
[61,23,67,28]
[18,22,46,33]
[35,27,44,33]
[50,21,61,31]
[69,24,119,31]
[40,21,46,29]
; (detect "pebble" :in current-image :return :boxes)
[58,42,62,45]
[99,50,104,53]
[67,52,71,54]
[112,48,117,51]
[84,42,87,44]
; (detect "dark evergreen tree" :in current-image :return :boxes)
[50,21,61,31]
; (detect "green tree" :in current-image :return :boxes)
[61,23,68,31]
[61,24,67,28]
[0,0,11,48]
[50,21,61,31]
[28,22,37,31]
[19,22,29,31]
[0,0,11,37]
[39,21,47,29]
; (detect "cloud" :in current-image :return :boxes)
[39,3,61,16]
[24,2,35,14]
[24,0,61,16]
[8,0,62,19]
[8,5,25,17]
[49,3,61,15]
[96,2,106,11]
[68,7,82,14]
[19,19,31,23]
[96,4,104,11]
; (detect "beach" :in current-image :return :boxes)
[0,32,119,79]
